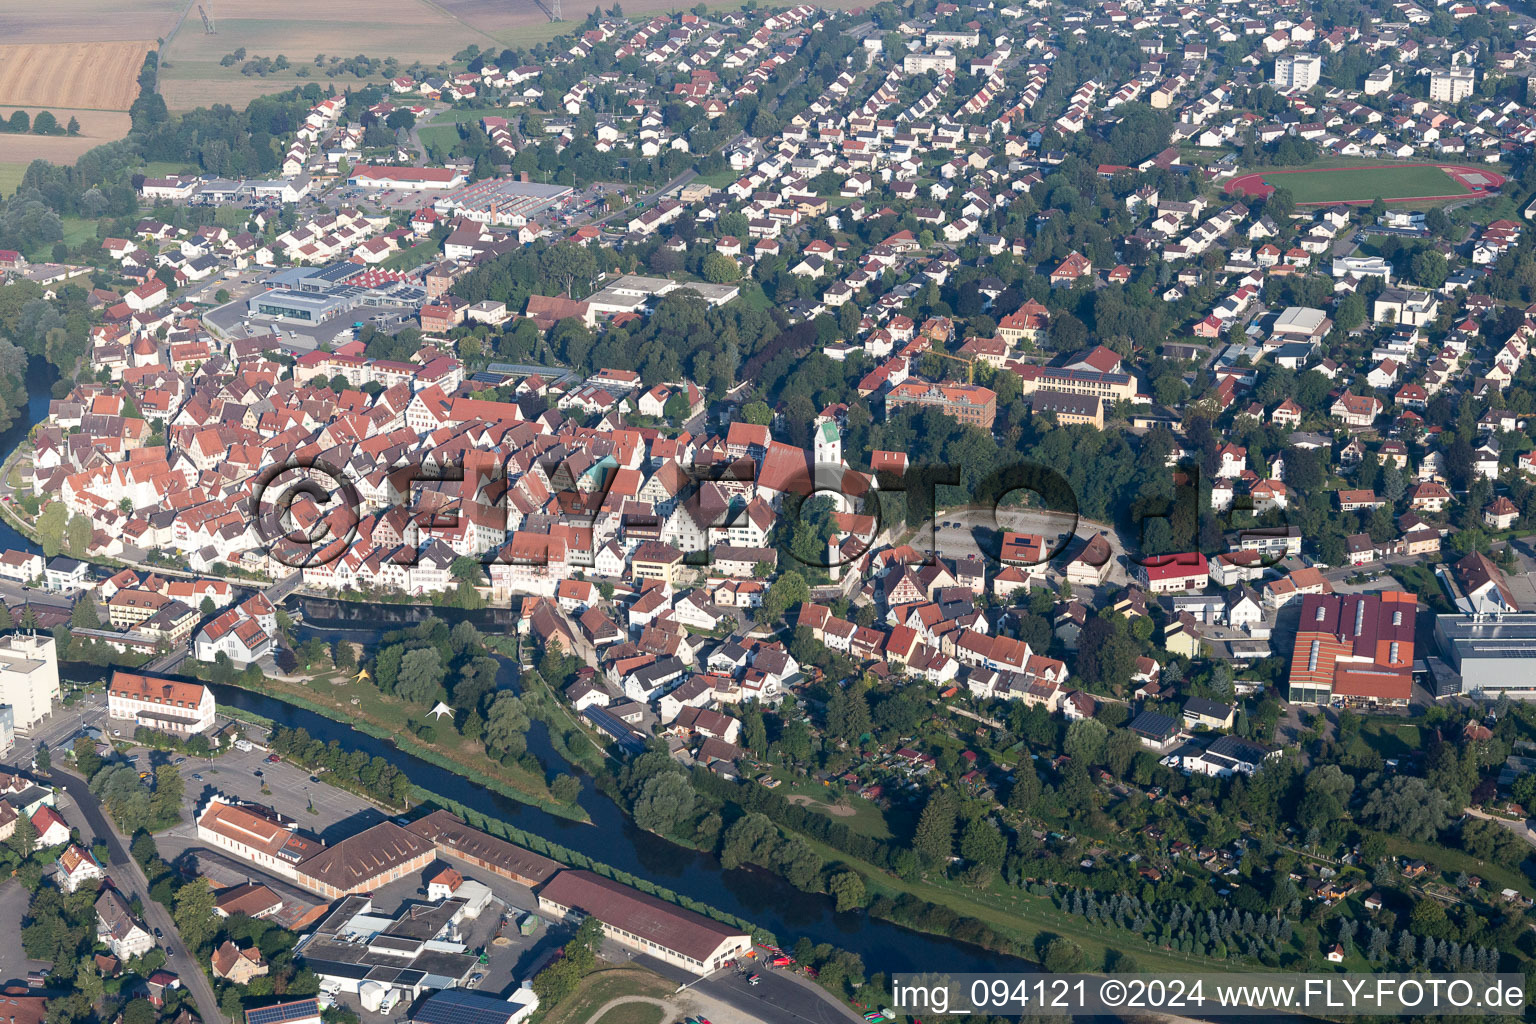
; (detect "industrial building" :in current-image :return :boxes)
[247,263,427,325]
[432,178,572,226]
[536,869,751,975]
[1286,592,1417,705]
[1434,612,1536,698]
[294,894,480,999]
[409,985,540,1024]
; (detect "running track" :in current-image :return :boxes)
[1226,163,1505,205]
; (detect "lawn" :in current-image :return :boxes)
[1230,164,1484,205]
[592,1007,663,1024]
[417,124,463,154]
[1358,718,1423,759]
[226,666,581,817]
[768,768,892,839]
[0,162,25,199]
[538,968,674,1024]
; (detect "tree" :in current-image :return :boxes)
[150,763,184,825]
[69,599,99,629]
[632,771,695,834]
[66,117,80,137]
[36,502,66,558]
[6,111,28,134]
[959,817,1006,867]
[550,775,581,803]
[484,692,530,752]
[701,252,742,283]
[64,513,91,557]
[912,790,958,866]
[1361,776,1453,840]
[394,648,446,704]
[33,745,49,772]
[828,870,866,912]
[758,570,809,624]
[7,808,33,859]
[72,736,101,781]
[1064,719,1108,765]
[741,401,773,425]
[172,877,218,952]
[1041,937,1086,973]
[30,112,59,135]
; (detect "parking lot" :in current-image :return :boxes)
[152,745,388,844]
[920,506,1132,587]
[0,880,52,987]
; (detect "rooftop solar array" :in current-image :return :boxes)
[411,989,528,1024]
[245,1000,320,1024]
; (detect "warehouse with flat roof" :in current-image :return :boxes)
[1434,612,1536,698]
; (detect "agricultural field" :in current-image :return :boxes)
[0,0,184,43]
[0,109,133,166]
[1227,162,1504,206]
[0,40,152,110]
[441,0,865,43]
[158,0,491,111]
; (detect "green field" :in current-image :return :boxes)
[0,163,24,199]
[1245,164,1470,204]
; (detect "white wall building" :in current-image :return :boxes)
[107,670,216,735]
[0,634,59,732]
[1273,54,1321,90]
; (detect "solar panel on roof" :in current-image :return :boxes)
[245,1001,319,1024]
[411,990,524,1024]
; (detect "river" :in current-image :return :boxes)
[261,598,1030,974]
[0,357,59,554]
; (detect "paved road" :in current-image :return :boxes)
[44,768,225,1024]
[587,168,699,228]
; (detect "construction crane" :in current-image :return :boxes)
[933,350,977,384]
[198,1,215,33]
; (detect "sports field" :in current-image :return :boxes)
[1227,163,1504,206]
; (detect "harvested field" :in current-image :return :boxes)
[0,109,133,166]
[0,41,153,110]
[0,0,184,44]
[159,0,488,110]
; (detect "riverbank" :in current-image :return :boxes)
[213,673,590,823]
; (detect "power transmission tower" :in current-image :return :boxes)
[199,0,216,33]
[551,0,562,21]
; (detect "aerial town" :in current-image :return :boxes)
[4,0,1536,1020]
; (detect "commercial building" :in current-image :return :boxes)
[403,810,561,888]
[1429,68,1475,103]
[197,797,323,881]
[1287,592,1416,705]
[885,379,997,429]
[1014,365,1138,403]
[243,1000,321,1024]
[1273,54,1322,90]
[294,894,480,997]
[0,634,59,732]
[410,986,540,1024]
[432,178,572,226]
[1434,612,1536,698]
[108,671,216,736]
[349,166,467,191]
[536,869,751,975]
[293,821,437,898]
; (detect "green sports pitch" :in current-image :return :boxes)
[1227,163,1503,206]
